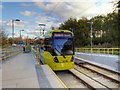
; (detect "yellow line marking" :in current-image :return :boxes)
[46,65,67,89]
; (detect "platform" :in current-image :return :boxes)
[2,53,39,88]
[2,52,67,88]
[75,52,120,73]
[36,65,67,88]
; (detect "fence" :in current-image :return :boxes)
[75,48,120,55]
[1,48,22,60]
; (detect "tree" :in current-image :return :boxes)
[59,18,90,47]
[59,7,119,47]
[1,30,7,46]
[8,38,13,45]
[118,0,120,47]
[14,38,20,44]
[0,30,2,45]
[77,18,89,46]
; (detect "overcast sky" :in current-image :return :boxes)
[1,0,116,38]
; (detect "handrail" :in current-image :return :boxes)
[1,51,22,60]
[75,48,120,55]
[2,49,21,53]
[1,49,22,60]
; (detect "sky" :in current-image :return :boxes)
[1,0,116,39]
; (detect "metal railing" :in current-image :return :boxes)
[32,47,41,66]
[75,48,120,55]
[32,48,37,58]
[1,47,22,60]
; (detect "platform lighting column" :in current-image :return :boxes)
[20,30,24,40]
[87,22,93,53]
[69,28,73,33]
[38,24,46,37]
[12,19,20,45]
[90,22,93,53]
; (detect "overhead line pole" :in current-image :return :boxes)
[90,22,93,53]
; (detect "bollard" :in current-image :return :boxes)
[37,48,40,67]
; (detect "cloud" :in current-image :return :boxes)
[20,10,36,17]
[1,20,27,31]
[34,1,114,19]
[33,1,114,33]
[1,0,113,2]
[34,2,62,11]
[26,29,47,38]
[35,14,61,31]
[0,4,3,10]
[2,1,114,38]
[21,3,33,7]
[26,30,39,37]
[1,20,30,38]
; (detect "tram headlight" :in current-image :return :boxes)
[71,56,74,62]
[54,57,59,63]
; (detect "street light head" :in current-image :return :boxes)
[15,19,20,21]
[87,22,90,24]
[39,24,46,26]
[21,30,24,31]
[87,21,93,24]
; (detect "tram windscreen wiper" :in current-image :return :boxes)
[54,48,66,58]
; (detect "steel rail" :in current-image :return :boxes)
[75,58,120,84]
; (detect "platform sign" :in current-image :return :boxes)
[19,40,23,45]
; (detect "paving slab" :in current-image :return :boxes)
[36,65,66,88]
[2,52,39,88]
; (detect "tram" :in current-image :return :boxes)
[36,30,75,71]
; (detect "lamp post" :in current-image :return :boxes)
[87,21,93,53]
[69,28,73,33]
[20,29,24,41]
[26,33,28,45]
[12,19,20,45]
[38,24,46,36]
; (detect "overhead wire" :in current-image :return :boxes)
[46,0,102,31]
[38,0,114,31]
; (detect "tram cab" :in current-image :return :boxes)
[40,30,75,71]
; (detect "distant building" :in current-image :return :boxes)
[94,30,106,38]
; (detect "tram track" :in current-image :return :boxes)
[74,57,119,89]
[55,70,90,89]
[77,64,120,84]
[56,57,120,89]
[75,65,118,89]
[56,69,113,89]
[69,69,108,89]
[75,57,120,75]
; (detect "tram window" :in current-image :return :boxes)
[44,38,52,52]
[44,45,52,52]
[61,38,74,55]
[52,49,57,56]
[44,38,52,45]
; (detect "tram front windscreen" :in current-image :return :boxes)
[53,33,74,55]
